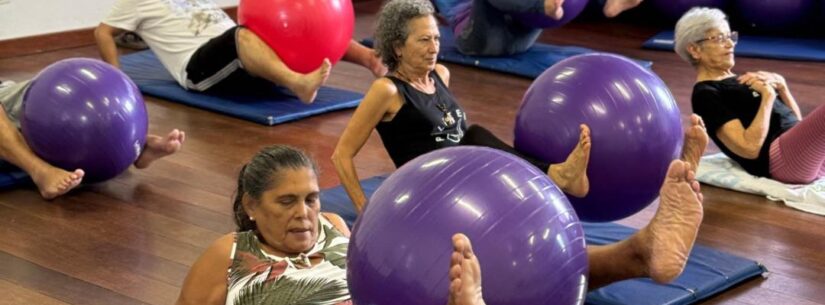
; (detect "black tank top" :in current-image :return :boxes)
[376,71,468,167]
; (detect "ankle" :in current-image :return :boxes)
[627,229,652,276]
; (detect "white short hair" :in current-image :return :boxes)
[674,7,729,66]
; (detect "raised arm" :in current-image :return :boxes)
[331,78,401,213]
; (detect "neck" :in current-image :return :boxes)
[394,64,430,84]
[696,65,734,82]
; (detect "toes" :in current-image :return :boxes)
[691,180,701,194]
[168,129,180,140]
[452,251,462,269]
[451,278,463,296]
[666,160,687,181]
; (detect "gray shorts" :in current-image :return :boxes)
[0,80,31,129]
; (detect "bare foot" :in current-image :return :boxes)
[293,59,331,104]
[549,124,591,198]
[545,0,565,20]
[634,160,704,283]
[134,129,185,169]
[447,234,485,305]
[603,0,643,18]
[32,167,84,199]
[681,114,708,173]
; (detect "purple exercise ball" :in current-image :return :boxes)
[514,53,683,222]
[649,0,729,23]
[21,58,148,182]
[733,0,815,32]
[348,146,588,305]
[516,0,589,29]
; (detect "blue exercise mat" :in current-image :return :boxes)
[119,50,364,126]
[320,175,767,305]
[361,26,653,79]
[432,0,466,14]
[0,161,30,189]
[643,30,825,62]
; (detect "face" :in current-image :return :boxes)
[244,167,321,256]
[690,25,737,70]
[396,15,440,71]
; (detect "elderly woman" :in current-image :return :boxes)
[676,8,825,184]
[441,0,644,56]
[175,144,707,304]
[333,0,592,214]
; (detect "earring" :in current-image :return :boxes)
[249,216,255,221]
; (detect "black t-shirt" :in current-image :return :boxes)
[692,77,799,177]
[376,72,468,167]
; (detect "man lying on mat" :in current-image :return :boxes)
[95,0,387,104]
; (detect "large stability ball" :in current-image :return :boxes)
[348,146,588,305]
[733,0,815,32]
[514,53,683,222]
[516,0,589,28]
[649,0,729,23]
[238,0,354,74]
[21,58,148,182]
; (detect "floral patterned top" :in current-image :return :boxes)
[225,216,351,305]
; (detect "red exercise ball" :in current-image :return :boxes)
[238,0,354,73]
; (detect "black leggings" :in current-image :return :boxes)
[460,125,551,172]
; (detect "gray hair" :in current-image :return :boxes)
[674,7,729,66]
[375,0,436,72]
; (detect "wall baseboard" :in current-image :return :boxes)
[0,7,238,60]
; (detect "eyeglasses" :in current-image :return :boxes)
[695,31,738,45]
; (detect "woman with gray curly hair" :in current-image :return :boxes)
[334,0,593,213]
[440,0,644,56]
[677,7,825,184]
[333,0,708,293]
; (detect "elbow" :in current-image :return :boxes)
[93,25,111,45]
[330,148,350,168]
[93,25,106,39]
[740,145,762,160]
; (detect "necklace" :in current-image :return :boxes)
[394,70,455,127]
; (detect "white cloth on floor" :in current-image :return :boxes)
[697,153,825,216]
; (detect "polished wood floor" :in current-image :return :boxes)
[1,1,824,304]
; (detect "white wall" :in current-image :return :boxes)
[0,0,238,41]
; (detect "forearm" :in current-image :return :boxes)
[742,95,775,153]
[332,153,368,213]
[778,87,802,120]
[94,26,121,68]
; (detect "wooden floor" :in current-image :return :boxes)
[2,1,825,304]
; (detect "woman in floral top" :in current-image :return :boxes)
[174,142,704,305]
[173,145,485,305]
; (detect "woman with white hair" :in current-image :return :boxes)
[675,7,825,184]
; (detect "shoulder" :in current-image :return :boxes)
[692,81,723,104]
[434,64,450,85]
[321,213,351,237]
[365,77,400,99]
[208,233,237,256]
